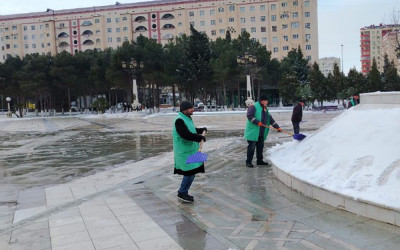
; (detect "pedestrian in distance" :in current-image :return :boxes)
[244,95,282,168]
[291,100,305,135]
[173,101,207,203]
[347,94,360,109]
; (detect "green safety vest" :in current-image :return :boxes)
[173,112,203,171]
[350,98,356,107]
[244,101,270,141]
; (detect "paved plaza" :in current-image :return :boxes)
[1,111,400,249]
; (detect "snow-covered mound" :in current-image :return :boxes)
[270,92,400,210]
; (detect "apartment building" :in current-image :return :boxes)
[360,24,400,74]
[0,0,318,63]
[382,30,400,74]
[318,57,340,77]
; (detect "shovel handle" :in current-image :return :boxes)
[263,125,293,136]
[198,130,206,152]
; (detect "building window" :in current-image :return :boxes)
[31,25,35,30]
[200,10,204,16]
[117,37,121,42]
[305,1,310,7]
[189,11,194,17]
[305,23,310,29]
[41,43,44,48]
[282,24,288,29]
[261,27,266,32]
[250,6,255,12]
[272,26,277,32]
[24,26,27,31]
[32,35,36,40]
[123,27,128,31]
[218,7,224,12]
[293,34,299,39]
[210,10,215,15]
[283,46,289,51]
[291,22,300,28]
[200,21,205,26]
[229,17,235,22]
[240,7,245,13]
[273,36,278,42]
[271,4,276,10]
[32,44,36,49]
[24,35,28,40]
[211,20,216,25]
[306,45,311,50]
[190,22,194,27]
[282,2,288,7]
[211,30,216,36]
[229,5,235,11]
[124,37,128,41]
[241,28,246,33]
[292,12,298,18]
[45,24,49,28]
[12,26,17,30]
[116,28,121,32]
[281,13,289,19]
[219,29,225,34]
[107,28,112,33]
[261,37,267,43]
[251,17,255,22]
[260,16,266,22]
[306,55,311,60]
[305,34,311,40]
[47,42,51,46]
[271,15,276,21]
[40,34,44,39]
[273,47,278,53]
[260,5,265,11]
[107,18,111,23]
[95,19,100,23]
[293,1,298,6]
[96,30,101,34]
[305,12,310,17]
[251,38,257,42]
[115,18,120,23]
[240,18,246,23]
[25,44,29,49]
[251,27,256,33]
[283,35,288,41]
[14,44,18,48]
[108,37,112,42]
[219,18,223,23]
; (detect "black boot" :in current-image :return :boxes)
[257,160,268,166]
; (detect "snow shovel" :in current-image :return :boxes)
[265,125,306,141]
[186,131,208,164]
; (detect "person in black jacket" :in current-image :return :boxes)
[291,100,305,134]
[347,94,360,109]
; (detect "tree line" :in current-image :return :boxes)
[1,27,399,116]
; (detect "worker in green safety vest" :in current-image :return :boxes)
[173,101,207,203]
[244,95,282,168]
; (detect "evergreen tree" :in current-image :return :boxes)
[382,54,400,91]
[367,58,382,92]
[308,62,326,106]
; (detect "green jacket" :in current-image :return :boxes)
[244,101,270,141]
[173,112,203,171]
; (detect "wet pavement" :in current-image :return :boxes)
[1,111,400,249]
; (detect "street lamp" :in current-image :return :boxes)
[237,52,257,107]
[6,96,11,118]
[122,58,144,111]
[341,44,344,74]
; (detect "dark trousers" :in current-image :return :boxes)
[292,122,300,134]
[246,135,264,164]
[178,175,195,195]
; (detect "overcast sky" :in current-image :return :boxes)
[1,0,400,74]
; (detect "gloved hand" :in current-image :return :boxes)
[277,127,283,132]
[202,127,208,132]
[201,136,206,142]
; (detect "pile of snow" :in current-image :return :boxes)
[269,103,400,209]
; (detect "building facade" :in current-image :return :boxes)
[318,57,340,77]
[382,31,400,75]
[360,24,400,74]
[0,0,318,63]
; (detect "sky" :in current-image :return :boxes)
[1,0,400,74]
[269,95,400,209]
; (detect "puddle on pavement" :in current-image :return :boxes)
[0,130,244,186]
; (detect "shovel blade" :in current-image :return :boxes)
[293,134,306,141]
[186,152,208,164]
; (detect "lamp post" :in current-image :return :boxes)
[6,96,11,118]
[341,44,344,74]
[237,52,257,107]
[122,58,144,111]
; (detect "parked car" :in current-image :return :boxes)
[194,102,204,112]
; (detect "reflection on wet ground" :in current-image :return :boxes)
[0,129,244,186]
